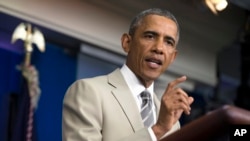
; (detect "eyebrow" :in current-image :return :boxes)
[144,30,176,45]
[143,31,158,36]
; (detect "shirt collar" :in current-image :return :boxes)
[120,64,154,97]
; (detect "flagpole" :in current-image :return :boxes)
[11,22,45,141]
[24,23,32,67]
[11,22,45,107]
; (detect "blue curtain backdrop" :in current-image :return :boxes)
[0,42,77,141]
[32,43,77,141]
[0,48,23,141]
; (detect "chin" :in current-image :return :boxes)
[145,73,161,81]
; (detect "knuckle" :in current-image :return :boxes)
[168,82,174,87]
[175,88,182,92]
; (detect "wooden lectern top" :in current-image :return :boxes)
[160,105,250,141]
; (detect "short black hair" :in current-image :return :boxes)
[128,8,180,44]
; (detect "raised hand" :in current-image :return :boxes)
[152,76,194,139]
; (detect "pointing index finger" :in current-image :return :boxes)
[166,76,187,91]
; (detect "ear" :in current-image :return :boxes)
[121,33,131,53]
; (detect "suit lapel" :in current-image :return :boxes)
[108,69,144,132]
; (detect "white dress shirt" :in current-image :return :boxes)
[120,64,157,141]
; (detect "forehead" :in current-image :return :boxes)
[137,15,178,36]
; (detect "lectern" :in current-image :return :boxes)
[161,105,250,141]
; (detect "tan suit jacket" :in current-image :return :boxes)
[62,69,180,141]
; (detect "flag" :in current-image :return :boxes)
[8,65,40,141]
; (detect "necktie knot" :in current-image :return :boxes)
[140,90,151,107]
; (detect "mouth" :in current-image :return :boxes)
[145,57,163,68]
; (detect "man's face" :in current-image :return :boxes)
[122,15,178,87]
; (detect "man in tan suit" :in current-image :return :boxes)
[62,8,194,141]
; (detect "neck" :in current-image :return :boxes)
[137,76,153,88]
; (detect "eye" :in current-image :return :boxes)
[165,37,175,47]
[143,31,157,40]
[166,40,174,46]
[144,33,154,39]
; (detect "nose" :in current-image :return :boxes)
[152,39,163,54]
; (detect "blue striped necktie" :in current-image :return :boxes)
[140,90,154,127]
